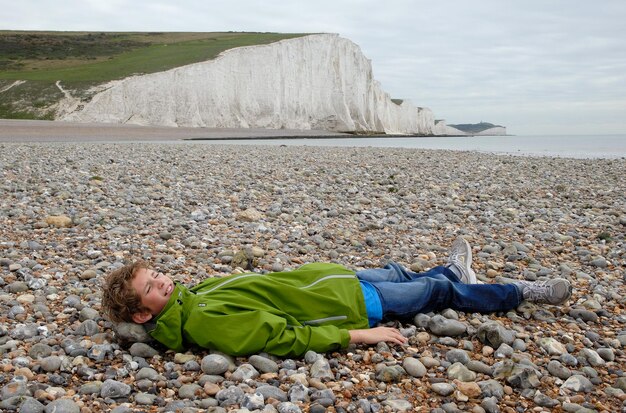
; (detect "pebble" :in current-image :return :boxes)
[201,354,230,375]
[0,143,623,412]
[428,314,467,336]
[403,357,427,377]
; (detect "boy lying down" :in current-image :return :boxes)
[101,238,571,356]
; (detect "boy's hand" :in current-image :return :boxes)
[349,327,408,346]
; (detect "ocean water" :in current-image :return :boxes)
[191,134,626,159]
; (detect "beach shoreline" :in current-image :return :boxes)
[0,142,624,412]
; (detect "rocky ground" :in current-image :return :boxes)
[0,142,624,413]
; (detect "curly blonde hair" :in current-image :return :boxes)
[101,261,150,323]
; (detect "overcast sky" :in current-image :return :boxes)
[3,0,625,135]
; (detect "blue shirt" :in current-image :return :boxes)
[359,280,383,327]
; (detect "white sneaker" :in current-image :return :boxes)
[446,237,478,284]
[515,279,572,305]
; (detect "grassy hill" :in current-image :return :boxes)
[0,31,306,119]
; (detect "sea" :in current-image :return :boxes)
[189,134,626,159]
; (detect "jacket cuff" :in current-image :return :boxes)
[339,329,351,348]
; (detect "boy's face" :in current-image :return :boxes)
[131,268,175,319]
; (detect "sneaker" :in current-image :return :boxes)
[515,279,572,305]
[446,237,478,284]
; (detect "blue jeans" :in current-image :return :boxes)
[356,262,523,320]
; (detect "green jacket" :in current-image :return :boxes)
[147,263,370,356]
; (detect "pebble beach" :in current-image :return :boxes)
[0,142,625,413]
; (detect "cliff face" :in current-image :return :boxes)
[59,34,436,135]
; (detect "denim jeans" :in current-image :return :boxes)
[356,262,522,320]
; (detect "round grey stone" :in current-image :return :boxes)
[311,358,333,380]
[75,319,100,336]
[28,343,53,359]
[431,383,454,396]
[288,382,309,403]
[242,392,265,410]
[15,397,44,413]
[376,365,406,383]
[135,392,158,405]
[447,362,476,382]
[100,379,131,398]
[1,381,31,400]
[476,322,515,348]
[40,356,62,372]
[569,308,599,322]
[446,349,470,364]
[596,347,614,362]
[249,354,279,373]
[201,354,230,375]
[231,363,259,381]
[44,399,80,413]
[78,307,99,321]
[178,383,202,399]
[403,357,427,378]
[79,381,103,395]
[547,360,571,380]
[428,315,467,336]
[215,386,244,407]
[136,367,160,380]
[129,342,159,358]
[256,385,287,402]
[561,375,593,392]
[478,380,505,399]
[277,402,302,413]
[114,322,151,342]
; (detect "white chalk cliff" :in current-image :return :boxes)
[60,34,438,135]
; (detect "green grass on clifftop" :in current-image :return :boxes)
[0,31,307,119]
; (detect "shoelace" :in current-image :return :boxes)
[448,252,465,265]
[521,281,552,301]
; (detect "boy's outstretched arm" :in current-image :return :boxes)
[349,327,408,346]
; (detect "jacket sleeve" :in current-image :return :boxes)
[183,310,351,356]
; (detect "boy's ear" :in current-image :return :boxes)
[132,311,153,324]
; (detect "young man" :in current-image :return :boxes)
[101,238,572,356]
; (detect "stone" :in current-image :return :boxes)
[100,379,131,398]
[454,380,482,398]
[538,337,567,356]
[311,358,333,380]
[129,342,159,358]
[249,354,279,373]
[446,349,470,364]
[45,215,72,228]
[231,363,259,381]
[178,383,202,399]
[242,392,265,410]
[428,314,467,336]
[403,357,427,378]
[114,322,151,342]
[44,399,80,413]
[431,383,455,396]
[447,362,476,382]
[256,385,288,402]
[383,399,413,411]
[476,322,515,348]
[201,354,230,375]
[561,375,593,393]
[376,365,406,383]
[215,386,245,406]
